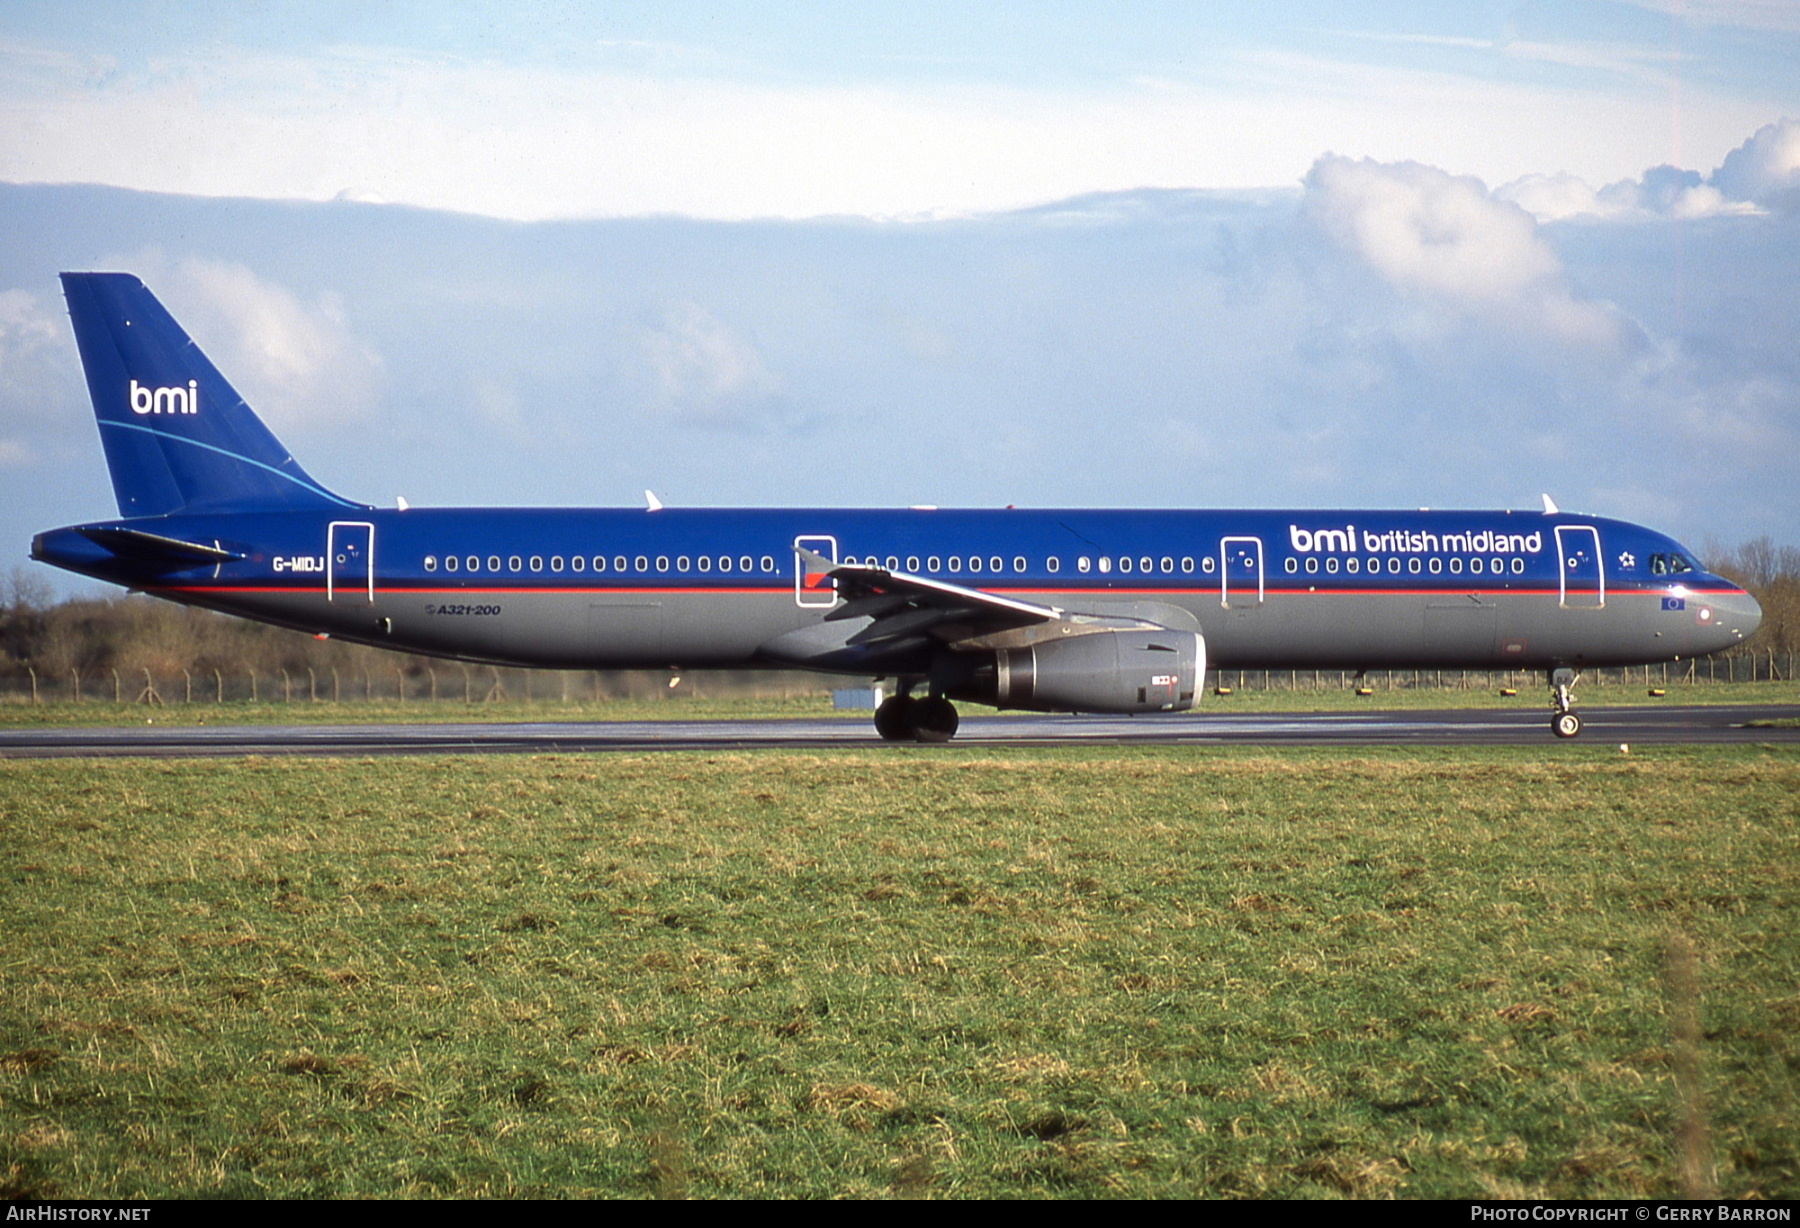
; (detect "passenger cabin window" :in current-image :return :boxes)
[552,556,564,572]
[424,555,437,571]
[1047,557,1060,573]
[529,556,543,572]
[1078,557,1091,573]
[445,555,458,572]
[509,555,522,572]
[1285,558,1298,574]
[488,556,501,572]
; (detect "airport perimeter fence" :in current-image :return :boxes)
[1210,651,1795,694]
[0,653,1793,707]
[0,665,844,707]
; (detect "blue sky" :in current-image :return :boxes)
[1,2,1798,595]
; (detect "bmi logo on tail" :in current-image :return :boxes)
[129,379,198,415]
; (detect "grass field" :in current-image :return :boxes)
[2,747,1796,1198]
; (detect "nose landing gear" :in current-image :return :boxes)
[1550,667,1583,738]
[874,688,960,743]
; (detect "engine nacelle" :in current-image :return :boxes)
[946,628,1204,714]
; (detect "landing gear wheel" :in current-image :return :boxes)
[911,697,960,744]
[874,696,916,742]
[1547,668,1583,740]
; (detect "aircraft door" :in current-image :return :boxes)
[1555,525,1604,609]
[794,535,838,608]
[328,521,375,603]
[1220,536,1264,608]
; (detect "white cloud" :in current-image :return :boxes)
[1499,117,1800,221]
[0,288,62,380]
[0,287,76,445]
[1616,1,1800,35]
[1301,156,1629,350]
[1712,117,1800,209]
[112,255,384,434]
[1493,173,1625,222]
[636,302,805,434]
[0,30,1778,222]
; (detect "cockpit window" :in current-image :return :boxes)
[1650,552,1695,576]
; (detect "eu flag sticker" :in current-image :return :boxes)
[1662,596,1686,611]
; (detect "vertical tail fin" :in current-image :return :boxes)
[60,272,362,518]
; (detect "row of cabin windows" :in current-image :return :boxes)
[419,551,1525,581]
[421,552,1224,578]
[1283,555,1529,576]
[840,554,1217,577]
[423,554,781,575]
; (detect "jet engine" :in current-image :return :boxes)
[942,628,1204,714]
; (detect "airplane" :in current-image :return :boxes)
[31,272,1763,741]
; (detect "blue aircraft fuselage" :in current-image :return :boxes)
[30,272,1763,741]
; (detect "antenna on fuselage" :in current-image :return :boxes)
[645,490,664,512]
[1541,494,1560,515]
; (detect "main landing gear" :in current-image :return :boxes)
[874,690,960,743]
[1549,667,1583,739]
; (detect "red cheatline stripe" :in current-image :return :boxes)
[158,582,1743,601]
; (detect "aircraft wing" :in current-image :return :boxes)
[798,547,1061,649]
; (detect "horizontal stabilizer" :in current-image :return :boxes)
[77,526,243,569]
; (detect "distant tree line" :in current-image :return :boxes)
[2,537,1796,691]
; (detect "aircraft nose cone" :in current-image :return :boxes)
[1705,587,1762,647]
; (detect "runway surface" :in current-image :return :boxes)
[3,703,1796,758]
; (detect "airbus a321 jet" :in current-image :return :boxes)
[32,274,1762,741]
